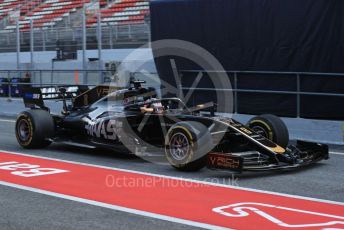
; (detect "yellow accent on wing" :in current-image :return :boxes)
[270,145,285,154]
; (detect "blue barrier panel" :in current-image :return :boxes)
[0,78,9,97]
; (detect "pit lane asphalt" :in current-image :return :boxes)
[0,117,343,230]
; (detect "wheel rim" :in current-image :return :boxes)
[17,119,31,142]
[169,132,190,161]
[252,126,268,138]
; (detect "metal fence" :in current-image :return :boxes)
[1,69,344,119]
[0,23,150,53]
[0,4,150,73]
[180,70,344,118]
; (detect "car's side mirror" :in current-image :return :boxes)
[195,102,217,116]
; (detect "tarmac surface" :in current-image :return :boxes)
[0,117,344,229]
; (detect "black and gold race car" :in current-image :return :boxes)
[15,81,329,173]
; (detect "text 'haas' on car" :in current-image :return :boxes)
[15,81,329,173]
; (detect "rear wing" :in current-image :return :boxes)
[23,86,89,110]
[23,85,123,110]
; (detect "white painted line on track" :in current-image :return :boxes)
[0,181,229,230]
[0,98,22,101]
[1,149,344,207]
[0,119,15,123]
[330,151,344,156]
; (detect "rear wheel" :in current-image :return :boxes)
[247,114,289,148]
[15,110,55,149]
[165,121,213,171]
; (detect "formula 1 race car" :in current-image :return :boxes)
[15,81,329,173]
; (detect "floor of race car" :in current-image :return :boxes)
[0,117,343,230]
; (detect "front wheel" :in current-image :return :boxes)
[15,110,55,149]
[247,114,289,148]
[165,121,213,171]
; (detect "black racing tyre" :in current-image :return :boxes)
[15,110,55,149]
[165,121,213,172]
[247,114,289,148]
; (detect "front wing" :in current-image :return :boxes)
[206,140,329,173]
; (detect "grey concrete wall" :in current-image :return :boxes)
[0,48,157,87]
[0,48,155,66]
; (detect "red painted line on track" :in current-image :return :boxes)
[0,151,344,229]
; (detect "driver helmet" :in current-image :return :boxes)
[151,101,165,114]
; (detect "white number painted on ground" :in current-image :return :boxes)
[0,161,69,177]
[213,202,344,229]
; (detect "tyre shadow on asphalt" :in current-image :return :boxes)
[47,143,169,164]
[47,143,139,160]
